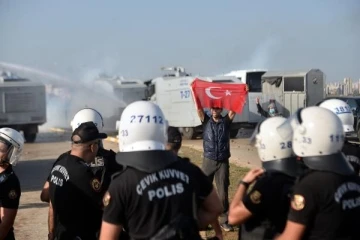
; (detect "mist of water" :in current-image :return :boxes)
[0,62,130,131]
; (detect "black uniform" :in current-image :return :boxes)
[0,165,21,240]
[47,147,122,194]
[240,171,295,240]
[288,170,360,240]
[48,154,104,240]
[342,141,360,175]
[102,150,213,240]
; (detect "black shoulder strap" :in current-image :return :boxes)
[0,171,13,184]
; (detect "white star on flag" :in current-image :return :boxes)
[225,90,231,96]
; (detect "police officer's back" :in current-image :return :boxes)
[41,108,122,203]
[49,122,108,240]
[0,128,24,240]
[70,108,123,191]
[229,117,299,240]
[319,99,360,175]
[100,101,223,240]
[275,106,360,240]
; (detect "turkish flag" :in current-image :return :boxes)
[190,78,248,113]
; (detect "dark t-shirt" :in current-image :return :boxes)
[242,171,295,234]
[342,142,360,175]
[102,160,213,239]
[47,148,122,194]
[288,171,360,240]
[48,154,104,240]
[0,165,21,240]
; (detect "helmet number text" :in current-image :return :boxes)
[120,130,128,137]
[302,137,312,144]
[334,106,351,114]
[130,115,164,124]
[280,141,292,149]
[329,134,344,142]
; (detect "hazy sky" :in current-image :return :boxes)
[0,0,359,82]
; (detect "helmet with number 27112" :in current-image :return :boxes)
[118,101,168,152]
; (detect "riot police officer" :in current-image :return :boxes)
[0,128,24,240]
[100,101,223,240]
[41,108,122,202]
[275,106,360,240]
[229,116,299,240]
[318,99,360,175]
[166,126,223,240]
[49,121,108,240]
[40,108,122,240]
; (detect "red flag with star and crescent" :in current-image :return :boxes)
[190,78,248,114]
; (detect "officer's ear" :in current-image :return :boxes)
[89,141,99,153]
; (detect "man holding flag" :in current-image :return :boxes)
[191,79,248,232]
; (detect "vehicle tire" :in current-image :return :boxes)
[24,132,37,143]
[230,129,239,139]
[357,128,360,142]
[182,127,196,140]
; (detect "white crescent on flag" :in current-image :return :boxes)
[205,87,222,99]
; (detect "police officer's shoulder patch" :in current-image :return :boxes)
[291,194,305,211]
[249,190,261,204]
[91,178,102,192]
[8,189,18,199]
[103,191,111,207]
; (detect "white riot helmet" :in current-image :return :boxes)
[70,108,104,132]
[118,101,168,152]
[0,128,25,166]
[318,99,354,133]
[250,116,299,177]
[277,106,354,175]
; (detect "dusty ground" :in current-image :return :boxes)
[12,129,259,240]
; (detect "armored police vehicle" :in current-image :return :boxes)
[144,67,250,140]
[261,69,325,117]
[92,75,147,131]
[0,70,47,142]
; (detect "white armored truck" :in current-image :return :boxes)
[0,71,46,142]
[91,75,147,131]
[144,67,255,140]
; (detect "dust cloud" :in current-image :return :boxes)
[0,62,135,132]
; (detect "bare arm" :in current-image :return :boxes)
[99,221,122,240]
[197,188,223,229]
[228,110,236,121]
[229,168,264,225]
[228,183,252,225]
[197,109,205,122]
[274,221,306,240]
[40,181,50,203]
[48,201,55,240]
[0,208,18,240]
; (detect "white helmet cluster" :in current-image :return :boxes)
[278,106,345,157]
[0,128,25,166]
[250,116,298,176]
[118,101,168,152]
[70,108,104,132]
[251,116,294,161]
[318,99,354,133]
[276,106,354,175]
